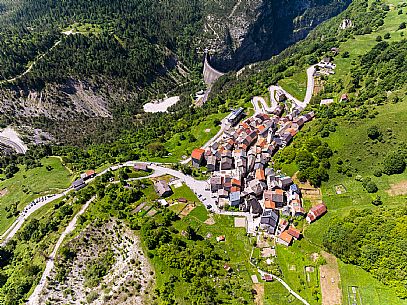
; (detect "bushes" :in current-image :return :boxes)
[323,208,407,298]
[83,249,115,287]
[383,152,406,175]
[363,180,378,193]
[367,125,382,140]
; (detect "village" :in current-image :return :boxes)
[189,102,327,247]
[69,99,329,249]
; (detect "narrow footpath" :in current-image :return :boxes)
[27,196,96,305]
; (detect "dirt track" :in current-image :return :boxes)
[320,251,342,305]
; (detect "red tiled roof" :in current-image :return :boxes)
[279,231,293,244]
[255,169,265,181]
[231,179,241,187]
[310,203,327,217]
[241,122,250,129]
[287,227,301,239]
[86,170,95,176]
[191,148,205,160]
[264,200,276,209]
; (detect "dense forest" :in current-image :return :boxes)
[0,0,202,83]
[323,207,407,298]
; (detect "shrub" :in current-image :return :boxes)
[383,152,406,175]
[367,125,382,140]
[399,22,406,30]
[376,35,382,42]
[364,181,378,193]
[383,33,391,39]
[372,195,383,206]
[373,169,382,177]
[341,51,350,58]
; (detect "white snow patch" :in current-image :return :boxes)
[143,96,180,113]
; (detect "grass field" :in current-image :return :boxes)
[274,240,322,305]
[264,281,304,305]
[339,262,407,305]
[63,22,102,35]
[279,70,307,101]
[0,157,73,235]
[320,100,407,212]
[331,0,407,87]
[150,112,226,163]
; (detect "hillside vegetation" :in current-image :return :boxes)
[323,207,407,298]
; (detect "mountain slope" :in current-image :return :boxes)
[0,0,350,138]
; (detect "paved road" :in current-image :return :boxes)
[252,91,279,114]
[0,193,66,246]
[304,65,316,106]
[0,164,116,245]
[1,159,248,247]
[27,196,96,305]
[253,65,316,113]
[0,136,27,154]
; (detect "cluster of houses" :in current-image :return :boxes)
[191,109,327,245]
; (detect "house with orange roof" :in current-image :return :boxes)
[264,200,276,209]
[287,227,301,240]
[191,148,206,167]
[231,178,242,187]
[277,231,293,246]
[256,168,265,181]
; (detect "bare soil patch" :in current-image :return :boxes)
[320,251,342,305]
[0,188,8,197]
[179,202,196,217]
[386,180,407,196]
[253,283,264,305]
[293,172,323,204]
[204,216,216,225]
[335,184,347,194]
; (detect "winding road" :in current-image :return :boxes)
[252,65,316,113]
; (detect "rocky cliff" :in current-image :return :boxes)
[203,0,352,71]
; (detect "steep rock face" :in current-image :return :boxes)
[204,0,352,71]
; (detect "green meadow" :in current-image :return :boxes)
[0,157,73,235]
